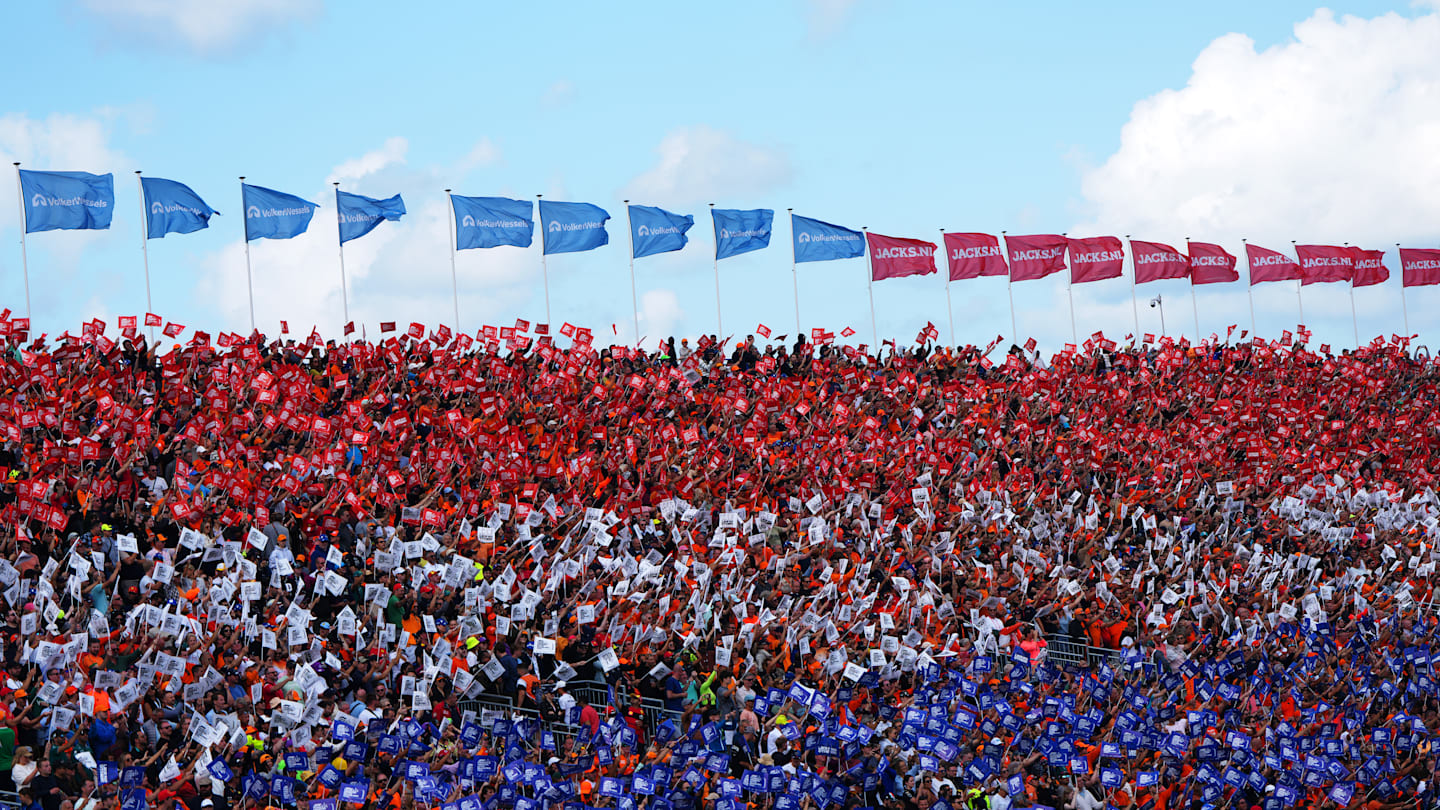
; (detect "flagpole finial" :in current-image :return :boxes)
[135,170,142,176]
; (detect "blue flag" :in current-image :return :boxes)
[540,200,610,255]
[629,204,693,259]
[792,214,864,263]
[243,183,318,241]
[141,177,218,239]
[19,170,114,233]
[336,190,405,244]
[452,195,533,249]
[712,208,773,260]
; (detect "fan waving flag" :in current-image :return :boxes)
[337,191,405,244]
[141,177,218,239]
[1130,240,1189,283]
[540,200,610,254]
[629,205,694,258]
[712,208,773,260]
[1246,243,1301,284]
[792,214,864,263]
[19,170,114,232]
[243,184,318,241]
[1351,249,1389,287]
[867,232,936,281]
[1295,244,1355,285]
[1188,241,1239,284]
[1400,248,1440,287]
[1005,234,1067,281]
[452,195,533,249]
[943,233,1007,281]
[1068,236,1124,283]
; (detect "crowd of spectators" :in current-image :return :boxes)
[0,315,1436,810]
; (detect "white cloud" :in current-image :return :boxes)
[327,137,408,186]
[1078,9,1440,244]
[638,289,684,347]
[456,138,501,174]
[1072,8,1440,347]
[542,80,576,107]
[807,0,859,38]
[623,125,791,206]
[76,0,321,55]
[196,140,539,340]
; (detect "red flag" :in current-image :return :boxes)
[1004,234,1067,281]
[162,321,184,338]
[1246,244,1301,284]
[1350,249,1389,288]
[1295,244,1355,285]
[942,233,1007,281]
[1188,242,1239,285]
[344,321,356,336]
[756,324,771,338]
[1400,248,1440,287]
[380,321,396,333]
[408,322,425,339]
[144,313,162,327]
[1068,236,1123,283]
[1130,240,1189,284]
[866,232,936,281]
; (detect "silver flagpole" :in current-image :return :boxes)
[1064,232,1077,343]
[537,194,551,324]
[1291,240,1304,327]
[625,201,640,346]
[710,203,722,336]
[1243,239,1256,336]
[1399,243,1410,337]
[1127,235,1140,341]
[789,208,800,335]
[863,227,877,348]
[1002,231,1017,342]
[334,183,350,336]
[445,189,459,332]
[1345,243,1358,349]
[135,171,155,343]
[941,229,954,347]
[239,177,255,332]
[12,164,31,320]
[1186,237,1200,343]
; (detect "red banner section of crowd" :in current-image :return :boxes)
[0,315,1437,810]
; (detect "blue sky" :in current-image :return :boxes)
[2,1,1438,352]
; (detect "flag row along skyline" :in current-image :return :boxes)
[15,168,1440,285]
[12,167,1440,347]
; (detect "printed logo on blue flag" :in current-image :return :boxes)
[540,200,610,255]
[242,183,318,241]
[452,195,533,249]
[141,177,218,239]
[20,170,114,233]
[337,190,405,244]
[792,214,863,263]
[712,208,773,260]
[629,204,693,259]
